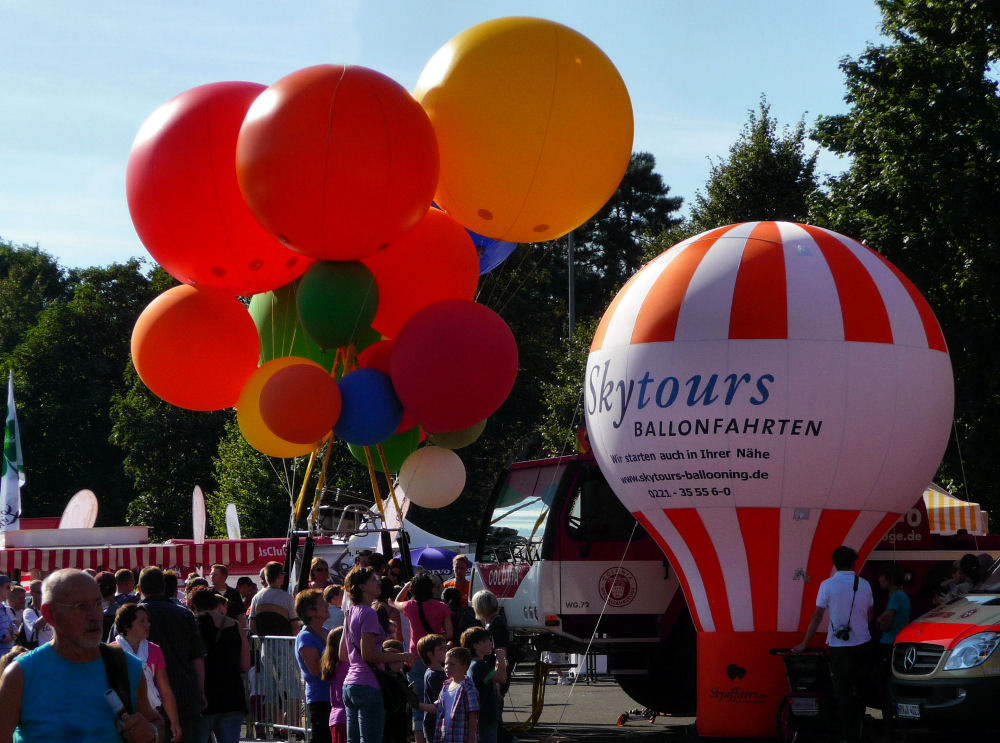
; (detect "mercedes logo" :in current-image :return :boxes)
[903,646,918,671]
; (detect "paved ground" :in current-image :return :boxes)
[504,673,695,743]
[503,670,994,743]
[242,670,995,742]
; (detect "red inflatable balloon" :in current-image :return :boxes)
[259,363,342,445]
[236,65,439,261]
[131,285,260,411]
[391,299,517,432]
[363,208,479,338]
[126,82,313,295]
[357,339,418,433]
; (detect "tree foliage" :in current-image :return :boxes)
[110,363,230,542]
[3,259,167,524]
[811,0,1000,506]
[690,96,820,232]
[550,152,682,321]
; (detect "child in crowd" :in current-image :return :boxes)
[319,626,347,743]
[461,627,506,743]
[415,647,480,743]
[443,587,478,640]
[417,634,448,743]
[383,639,411,743]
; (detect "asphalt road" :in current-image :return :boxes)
[503,670,994,743]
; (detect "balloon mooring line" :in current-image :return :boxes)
[552,521,640,733]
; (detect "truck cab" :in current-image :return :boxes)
[473,453,696,715]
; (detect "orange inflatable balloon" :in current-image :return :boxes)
[237,65,439,261]
[131,285,260,411]
[237,357,323,458]
[260,363,342,445]
[126,82,314,295]
[363,208,479,338]
[414,18,633,243]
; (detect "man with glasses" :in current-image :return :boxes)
[0,569,164,743]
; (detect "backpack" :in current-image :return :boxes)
[14,621,38,651]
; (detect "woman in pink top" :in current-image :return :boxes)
[392,574,453,743]
[113,603,182,741]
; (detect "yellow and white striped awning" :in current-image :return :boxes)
[923,485,987,535]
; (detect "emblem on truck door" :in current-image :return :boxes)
[598,567,637,608]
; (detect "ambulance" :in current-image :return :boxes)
[889,558,1000,724]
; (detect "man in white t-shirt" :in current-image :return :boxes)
[793,545,873,743]
[249,561,301,636]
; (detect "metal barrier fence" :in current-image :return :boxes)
[249,635,308,742]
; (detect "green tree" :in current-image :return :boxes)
[690,96,820,232]
[0,239,70,357]
[4,260,166,524]
[551,152,683,321]
[110,364,230,542]
[206,420,375,539]
[811,0,1000,506]
[207,420,300,538]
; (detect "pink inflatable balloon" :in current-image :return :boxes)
[585,222,953,738]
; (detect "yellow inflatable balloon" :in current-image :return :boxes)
[415,17,633,243]
[237,356,327,458]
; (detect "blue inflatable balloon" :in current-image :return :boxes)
[467,229,517,275]
[334,368,403,446]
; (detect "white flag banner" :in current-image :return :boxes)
[1,370,25,531]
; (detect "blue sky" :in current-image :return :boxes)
[0,1,885,269]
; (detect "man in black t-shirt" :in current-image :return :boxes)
[140,566,206,743]
[210,563,245,626]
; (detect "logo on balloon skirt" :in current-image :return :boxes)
[598,567,637,608]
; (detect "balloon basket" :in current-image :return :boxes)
[695,631,800,739]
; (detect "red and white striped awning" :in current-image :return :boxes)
[0,541,259,576]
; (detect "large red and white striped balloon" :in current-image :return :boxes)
[585,221,953,737]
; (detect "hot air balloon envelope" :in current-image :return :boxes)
[585,221,954,738]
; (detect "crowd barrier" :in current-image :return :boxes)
[248,635,308,742]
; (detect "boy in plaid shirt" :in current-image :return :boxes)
[415,647,479,743]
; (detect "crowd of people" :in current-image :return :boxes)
[0,550,515,743]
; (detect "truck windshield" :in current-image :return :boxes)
[488,460,567,543]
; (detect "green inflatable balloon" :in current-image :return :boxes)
[249,281,337,372]
[297,261,379,349]
[348,426,421,473]
[354,324,382,353]
[428,419,486,449]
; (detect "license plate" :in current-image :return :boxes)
[897,703,920,719]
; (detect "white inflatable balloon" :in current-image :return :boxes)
[398,446,466,509]
[59,489,98,529]
[585,221,953,738]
